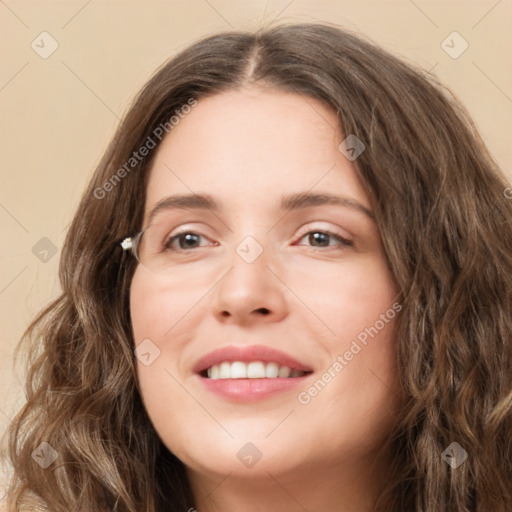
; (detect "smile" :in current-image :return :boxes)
[205,361,309,379]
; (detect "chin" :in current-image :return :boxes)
[161,428,308,477]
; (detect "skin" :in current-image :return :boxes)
[130,87,402,512]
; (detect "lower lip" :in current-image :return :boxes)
[197,374,312,402]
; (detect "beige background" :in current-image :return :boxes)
[1,0,511,489]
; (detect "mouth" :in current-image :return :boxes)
[193,345,314,401]
[200,361,311,379]
[193,344,314,378]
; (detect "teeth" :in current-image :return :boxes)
[247,361,265,378]
[265,362,279,378]
[219,361,231,379]
[278,366,291,378]
[206,361,307,380]
[231,361,247,379]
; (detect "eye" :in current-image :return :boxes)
[160,228,352,252]
[164,231,215,251]
[295,230,353,249]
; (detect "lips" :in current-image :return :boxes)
[192,344,314,376]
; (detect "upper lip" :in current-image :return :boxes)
[193,345,314,375]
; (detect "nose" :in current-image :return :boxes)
[212,246,289,326]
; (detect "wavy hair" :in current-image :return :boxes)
[2,22,511,512]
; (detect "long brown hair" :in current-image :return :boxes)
[2,22,511,512]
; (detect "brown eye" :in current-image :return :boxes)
[296,230,353,248]
[165,232,210,251]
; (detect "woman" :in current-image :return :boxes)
[2,23,511,512]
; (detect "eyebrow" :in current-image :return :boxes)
[147,191,375,225]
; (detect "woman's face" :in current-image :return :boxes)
[130,87,401,486]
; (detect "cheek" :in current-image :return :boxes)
[292,255,401,421]
[289,253,398,341]
[296,306,400,455]
[130,275,167,343]
[129,267,205,343]
[129,270,189,397]
[129,269,202,455]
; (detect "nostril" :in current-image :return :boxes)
[219,308,270,317]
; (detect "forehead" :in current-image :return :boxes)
[143,88,370,221]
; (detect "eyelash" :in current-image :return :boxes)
[164,229,353,252]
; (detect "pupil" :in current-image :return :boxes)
[310,232,329,247]
[181,233,199,248]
